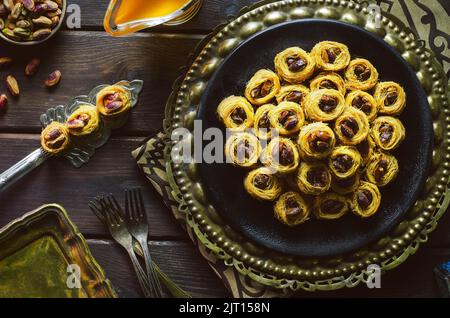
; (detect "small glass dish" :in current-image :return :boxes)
[0,0,67,46]
[104,0,203,37]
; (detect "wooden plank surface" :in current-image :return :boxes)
[0,135,186,239]
[89,240,449,298]
[87,240,228,298]
[0,32,200,135]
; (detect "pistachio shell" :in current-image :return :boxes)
[16,19,32,29]
[32,15,52,27]
[32,28,51,40]
[44,0,59,11]
[11,3,23,19]
[2,28,20,41]
[13,27,31,38]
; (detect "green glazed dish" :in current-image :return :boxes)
[0,204,116,298]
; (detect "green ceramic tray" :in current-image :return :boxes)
[0,204,116,298]
[163,0,450,292]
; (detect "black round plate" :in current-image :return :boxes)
[197,19,433,257]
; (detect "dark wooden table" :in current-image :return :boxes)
[0,0,449,298]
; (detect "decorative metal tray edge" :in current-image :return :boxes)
[164,0,450,292]
[0,204,117,298]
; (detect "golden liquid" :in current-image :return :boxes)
[115,0,190,25]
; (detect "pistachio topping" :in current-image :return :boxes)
[306,169,328,187]
[251,80,273,99]
[340,117,359,139]
[319,95,337,112]
[357,190,373,210]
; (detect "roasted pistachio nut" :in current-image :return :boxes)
[11,3,23,19]
[0,56,12,68]
[32,28,51,40]
[44,1,59,11]
[44,70,61,87]
[34,3,49,14]
[22,0,36,12]
[32,16,52,27]
[50,15,59,27]
[13,27,31,38]
[0,94,7,111]
[40,122,70,154]
[6,75,19,96]
[25,58,41,77]
[3,0,14,12]
[16,19,32,28]
[2,28,20,41]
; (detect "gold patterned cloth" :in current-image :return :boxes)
[132,1,450,298]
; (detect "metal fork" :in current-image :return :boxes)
[88,195,153,298]
[125,188,163,298]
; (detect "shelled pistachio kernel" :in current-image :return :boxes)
[0,56,13,68]
[44,70,62,87]
[11,3,23,19]
[25,58,41,77]
[32,16,52,27]
[6,75,19,97]
[22,0,36,11]
[0,94,7,111]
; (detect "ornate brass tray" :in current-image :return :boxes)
[164,0,449,291]
[0,204,116,298]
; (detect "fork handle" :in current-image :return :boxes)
[127,249,153,298]
[140,239,163,297]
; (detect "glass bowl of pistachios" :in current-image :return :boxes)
[0,0,66,45]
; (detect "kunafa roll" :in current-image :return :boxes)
[262,137,300,174]
[217,96,255,131]
[310,72,346,96]
[365,152,399,187]
[329,146,362,179]
[370,116,406,151]
[244,167,283,201]
[276,84,310,106]
[374,81,406,116]
[344,58,379,91]
[311,41,351,71]
[296,161,331,195]
[96,85,131,117]
[304,88,345,122]
[274,191,311,226]
[66,104,99,136]
[253,104,275,140]
[351,181,381,218]
[245,69,281,106]
[345,90,378,121]
[225,132,261,168]
[274,47,315,83]
[334,108,370,145]
[268,101,305,136]
[297,122,336,159]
